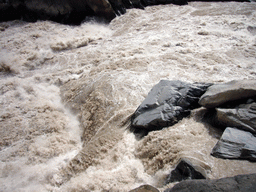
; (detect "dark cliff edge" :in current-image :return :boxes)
[0,0,252,25]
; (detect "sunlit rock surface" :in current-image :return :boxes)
[131,80,211,135]
[214,102,256,134]
[199,80,256,108]
[211,127,256,161]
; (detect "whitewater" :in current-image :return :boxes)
[0,1,256,191]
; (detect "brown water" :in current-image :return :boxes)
[0,2,256,191]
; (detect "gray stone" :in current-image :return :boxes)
[129,185,159,192]
[199,80,256,108]
[214,102,256,134]
[164,173,256,192]
[165,158,209,184]
[131,80,211,133]
[211,127,256,161]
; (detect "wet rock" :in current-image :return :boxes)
[0,0,192,24]
[247,26,256,36]
[165,158,209,184]
[131,80,211,134]
[199,80,256,108]
[211,127,256,161]
[86,0,116,21]
[164,173,256,192]
[0,0,95,24]
[0,1,24,22]
[129,184,160,192]
[214,102,256,134]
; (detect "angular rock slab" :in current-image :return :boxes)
[165,157,209,184]
[211,127,256,161]
[215,102,256,134]
[131,80,212,131]
[199,80,256,108]
[164,173,256,192]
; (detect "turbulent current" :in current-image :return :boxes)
[1,2,256,191]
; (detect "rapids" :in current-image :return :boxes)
[0,2,256,191]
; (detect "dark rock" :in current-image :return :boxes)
[247,26,256,36]
[199,80,256,108]
[131,80,212,134]
[203,101,256,134]
[86,0,116,21]
[0,1,24,21]
[211,127,256,161]
[0,0,193,24]
[0,0,95,24]
[164,173,256,192]
[129,184,160,192]
[165,158,208,184]
[214,102,256,134]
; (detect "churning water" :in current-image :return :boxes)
[0,2,256,191]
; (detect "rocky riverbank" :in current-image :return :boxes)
[0,0,251,24]
[130,79,256,191]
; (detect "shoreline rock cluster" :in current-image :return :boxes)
[130,173,256,192]
[0,0,251,24]
[130,79,256,191]
[0,0,188,24]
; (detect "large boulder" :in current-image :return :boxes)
[199,80,256,108]
[211,127,256,161]
[164,173,256,192]
[131,80,212,133]
[214,102,256,134]
[165,157,209,184]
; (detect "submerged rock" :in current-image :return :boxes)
[131,80,211,134]
[129,184,160,192]
[199,80,256,108]
[165,158,209,184]
[164,173,256,192]
[211,127,256,161]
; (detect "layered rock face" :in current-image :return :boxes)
[0,0,189,24]
[211,127,256,161]
[199,80,256,161]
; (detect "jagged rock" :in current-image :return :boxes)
[129,184,160,192]
[199,80,256,108]
[165,158,209,184]
[131,80,212,133]
[211,127,256,161]
[214,102,256,134]
[164,173,256,192]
